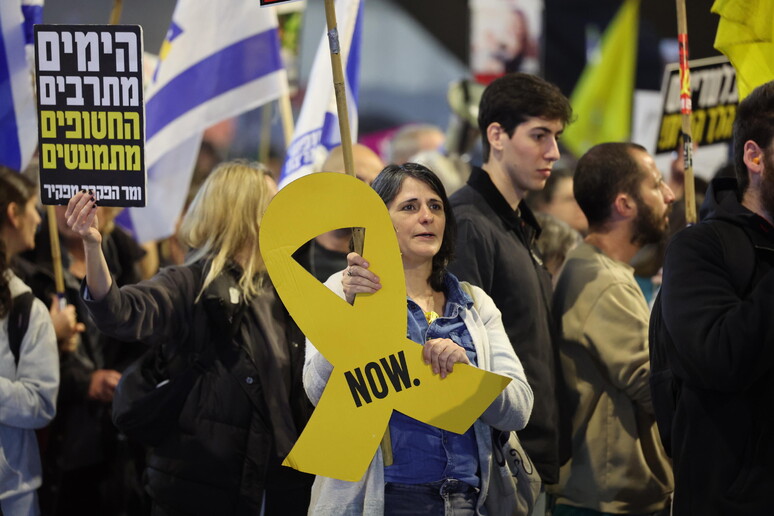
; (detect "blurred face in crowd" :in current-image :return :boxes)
[15,196,41,253]
[631,149,675,246]
[493,116,563,200]
[544,176,588,234]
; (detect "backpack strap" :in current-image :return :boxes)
[8,292,35,367]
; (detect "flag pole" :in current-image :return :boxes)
[259,104,273,164]
[45,207,65,307]
[109,0,123,25]
[279,92,295,150]
[676,0,696,225]
[322,0,364,253]
[269,5,295,162]
[323,0,392,465]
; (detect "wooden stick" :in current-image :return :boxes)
[279,92,295,151]
[322,0,365,255]
[46,206,65,299]
[676,0,696,225]
[323,0,389,465]
[259,104,273,165]
[109,0,123,26]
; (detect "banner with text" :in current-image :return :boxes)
[34,25,145,206]
[656,55,737,155]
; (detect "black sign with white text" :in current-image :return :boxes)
[34,25,145,206]
[656,56,738,155]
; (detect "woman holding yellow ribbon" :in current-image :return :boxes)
[304,163,534,515]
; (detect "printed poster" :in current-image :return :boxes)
[35,25,145,206]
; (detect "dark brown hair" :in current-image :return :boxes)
[371,163,456,292]
[0,167,36,318]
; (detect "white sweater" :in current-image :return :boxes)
[303,271,533,515]
[0,271,59,499]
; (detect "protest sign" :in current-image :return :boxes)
[260,0,304,7]
[656,55,737,155]
[35,25,145,206]
[260,172,510,481]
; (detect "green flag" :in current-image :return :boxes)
[562,0,639,157]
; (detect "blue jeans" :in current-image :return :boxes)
[384,479,478,516]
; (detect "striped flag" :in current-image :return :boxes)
[278,0,363,188]
[0,0,42,171]
[119,0,288,243]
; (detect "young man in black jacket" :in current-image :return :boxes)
[448,73,573,509]
[653,80,774,515]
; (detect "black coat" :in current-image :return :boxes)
[84,261,313,515]
[657,178,774,515]
[449,167,571,484]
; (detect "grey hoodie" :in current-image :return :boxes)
[0,271,59,500]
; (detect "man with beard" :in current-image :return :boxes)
[651,81,774,515]
[550,142,675,516]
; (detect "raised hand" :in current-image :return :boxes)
[65,190,101,245]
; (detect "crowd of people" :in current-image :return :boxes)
[1,71,772,516]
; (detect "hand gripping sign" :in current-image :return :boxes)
[259,173,511,481]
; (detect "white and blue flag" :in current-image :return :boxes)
[0,0,42,172]
[119,1,288,243]
[278,0,363,188]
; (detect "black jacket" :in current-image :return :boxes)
[84,261,313,515]
[657,178,774,515]
[449,167,570,484]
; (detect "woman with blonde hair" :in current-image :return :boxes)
[65,160,312,516]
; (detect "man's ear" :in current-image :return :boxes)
[613,193,635,219]
[486,122,505,152]
[743,140,764,175]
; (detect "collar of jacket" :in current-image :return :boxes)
[703,177,774,249]
[467,166,542,246]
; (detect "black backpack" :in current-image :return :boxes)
[111,262,245,447]
[8,292,35,367]
[649,220,757,456]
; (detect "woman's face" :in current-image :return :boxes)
[15,196,41,253]
[387,177,445,268]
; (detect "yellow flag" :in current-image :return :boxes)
[562,0,639,157]
[712,0,774,100]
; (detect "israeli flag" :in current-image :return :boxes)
[278,0,363,188]
[0,0,42,172]
[119,0,288,243]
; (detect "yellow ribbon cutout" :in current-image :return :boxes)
[260,173,511,482]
